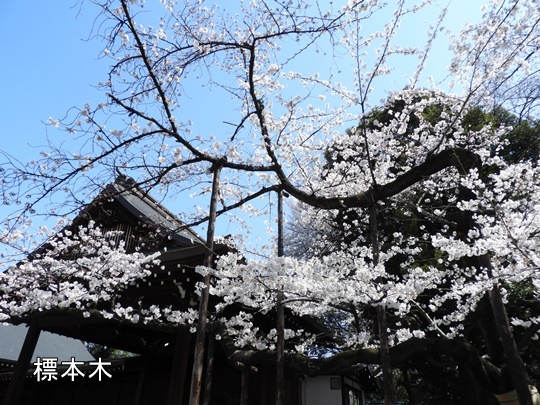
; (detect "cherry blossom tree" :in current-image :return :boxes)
[283,100,540,402]
[1,0,540,404]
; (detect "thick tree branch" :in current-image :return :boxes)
[281,147,480,209]
[219,333,503,393]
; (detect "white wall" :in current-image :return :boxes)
[302,375,343,405]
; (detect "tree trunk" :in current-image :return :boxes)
[488,285,533,405]
[478,255,533,405]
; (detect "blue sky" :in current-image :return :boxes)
[0,1,484,256]
[0,0,483,157]
[0,2,108,161]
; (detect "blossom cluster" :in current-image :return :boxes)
[0,222,160,324]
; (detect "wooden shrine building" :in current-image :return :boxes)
[0,176,332,405]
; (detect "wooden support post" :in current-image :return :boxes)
[277,189,284,259]
[276,190,285,405]
[3,319,41,405]
[369,204,394,405]
[202,334,215,405]
[377,305,394,405]
[168,329,191,405]
[276,290,285,405]
[189,164,221,405]
[240,367,250,405]
[134,356,148,405]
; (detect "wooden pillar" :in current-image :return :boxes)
[134,356,148,405]
[3,319,41,405]
[168,329,191,405]
[240,367,250,405]
[260,366,268,405]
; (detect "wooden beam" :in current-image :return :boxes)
[3,319,41,405]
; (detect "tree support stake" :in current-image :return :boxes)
[370,204,394,405]
[189,164,222,405]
